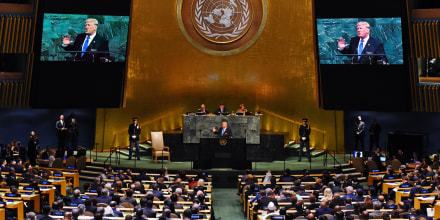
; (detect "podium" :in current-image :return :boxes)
[335,54,387,64]
[193,138,251,170]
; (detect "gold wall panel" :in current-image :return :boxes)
[95,0,345,151]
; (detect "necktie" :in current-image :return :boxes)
[222,128,225,135]
[82,36,90,57]
[358,39,364,60]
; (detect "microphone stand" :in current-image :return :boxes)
[89,144,93,161]
[95,143,98,161]
[161,147,164,170]
[283,144,286,171]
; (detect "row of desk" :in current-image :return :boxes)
[368,170,440,220]
[0,168,80,219]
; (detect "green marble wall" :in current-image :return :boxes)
[317,18,403,64]
[40,14,129,62]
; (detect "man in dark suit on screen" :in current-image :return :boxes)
[62,18,110,62]
[337,21,388,64]
[212,121,232,139]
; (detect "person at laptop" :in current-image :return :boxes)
[196,104,209,115]
[236,104,249,115]
[215,104,229,115]
[212,121,232,139]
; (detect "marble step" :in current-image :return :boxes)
[342,167,356,173]
[79,175,96,181]
[80,170,101,175]
[312,150,324,157]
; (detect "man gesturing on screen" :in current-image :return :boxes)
[62,18,110,62]
[337,21,388,65]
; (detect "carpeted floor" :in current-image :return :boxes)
[212,188,247,220]
[90,151,351,173]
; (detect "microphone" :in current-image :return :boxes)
[91,41,96,62]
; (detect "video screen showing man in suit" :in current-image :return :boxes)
[337,21,388,65]
[62,18,110,62]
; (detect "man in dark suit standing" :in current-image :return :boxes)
[368,118,381,152]
[128,118,141,160]
[298,118,311,162]
[27,130,39,166]
[353,116,365,150]
[212,121,232,139]
[337,21,388,64]
[56,114,67,158]
[62,18,109,62]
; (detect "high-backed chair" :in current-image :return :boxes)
[391,159,401,171]
[52,158,64,168]
[366,160,379,172]
[76,156,86,171]
[352,157,365,173]
[65,156,76,169]
[150,131,170,163]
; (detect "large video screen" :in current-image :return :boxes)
[40,14,129,62]
[315,0,410,111]
[316,17,403,65]
[31,0,131,108]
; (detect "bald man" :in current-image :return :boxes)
[62,18,109,62]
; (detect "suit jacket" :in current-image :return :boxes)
[38,215,54,220]
[152,190,165,201]
[291,210,306,219]
[85,205,97,213]
[301,175,315,182]
[70,197,85,204]
[120,196,138,206]
[196,108,209,115]
[215,108,229,115]
[63,33,109,62]
[354,120,365,135]
[142,207,156,218]
[13,164,23,174]
[416,214,433,220]
[369,210,387,218]
[0,165,8,172]
[307,203,320,210]
[128,123,141,141]
[342,194,357,200]
[341,204,354,210]
[299,124,311,140]
[113,208,123,217]
[315,206,334,217]
[56,120,67,136]
[28,135,39,154]
[96,195,112,205]
[214,127,232,138]
[279,175,296,183]
[339,36,388,64]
